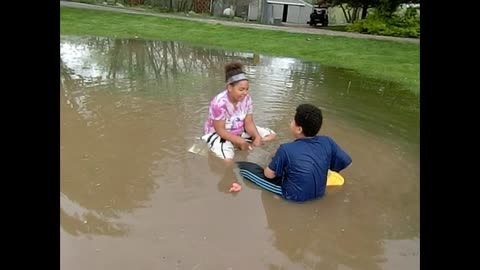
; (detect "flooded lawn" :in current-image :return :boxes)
[60,36,419,270]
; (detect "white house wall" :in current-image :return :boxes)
[247,0,353,25]
[281,2,306,24]
[286,6,299,23]
[300,6,311,23]
[273,4,283,19]
[248,3,258,20]
[284,5,309,24]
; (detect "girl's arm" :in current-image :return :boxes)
[244,114,261,142]
[213,120,250,150]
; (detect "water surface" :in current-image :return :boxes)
[60,36,419,270]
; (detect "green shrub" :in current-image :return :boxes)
[347,7,420,38]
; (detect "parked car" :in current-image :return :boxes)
[307,7,329,27]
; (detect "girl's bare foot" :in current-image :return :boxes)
[262,133,276,142]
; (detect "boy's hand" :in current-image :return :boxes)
[229,183,242,192]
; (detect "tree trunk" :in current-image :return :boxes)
[170,41,178,75]
[340,5,351,23]
[351,7,359,22]
[361,4,368,19]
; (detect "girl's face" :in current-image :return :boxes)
[227,80,249,103]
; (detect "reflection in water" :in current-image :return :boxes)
[261,182,419,269]
[60,36,419,270]
[60,36,419,146]
[60,193,129,237]
[261,191,380,270]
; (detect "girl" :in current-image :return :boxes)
[202,62,276,163]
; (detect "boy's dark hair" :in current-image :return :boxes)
[295,104,323,137]
[225,62,244,84]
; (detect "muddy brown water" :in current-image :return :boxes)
[60,36,419,270]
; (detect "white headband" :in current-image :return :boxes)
[227,73,248,84]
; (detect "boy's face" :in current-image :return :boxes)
[290,119,303,138]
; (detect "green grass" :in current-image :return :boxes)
[323,25,349,32]
[60,7,420,94]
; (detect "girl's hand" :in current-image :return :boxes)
[238,140,252,151]
[252,137,262,147]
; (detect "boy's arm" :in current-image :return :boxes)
[329,139,352,172]
[264,146,287,179]
[264,167,276,179]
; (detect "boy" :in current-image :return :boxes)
[237,104,352,202]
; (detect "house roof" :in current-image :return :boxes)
[266,0,306,6]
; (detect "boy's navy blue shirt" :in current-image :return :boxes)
[268,135,352,202]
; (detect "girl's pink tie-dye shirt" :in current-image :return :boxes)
[204,90,253,136]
